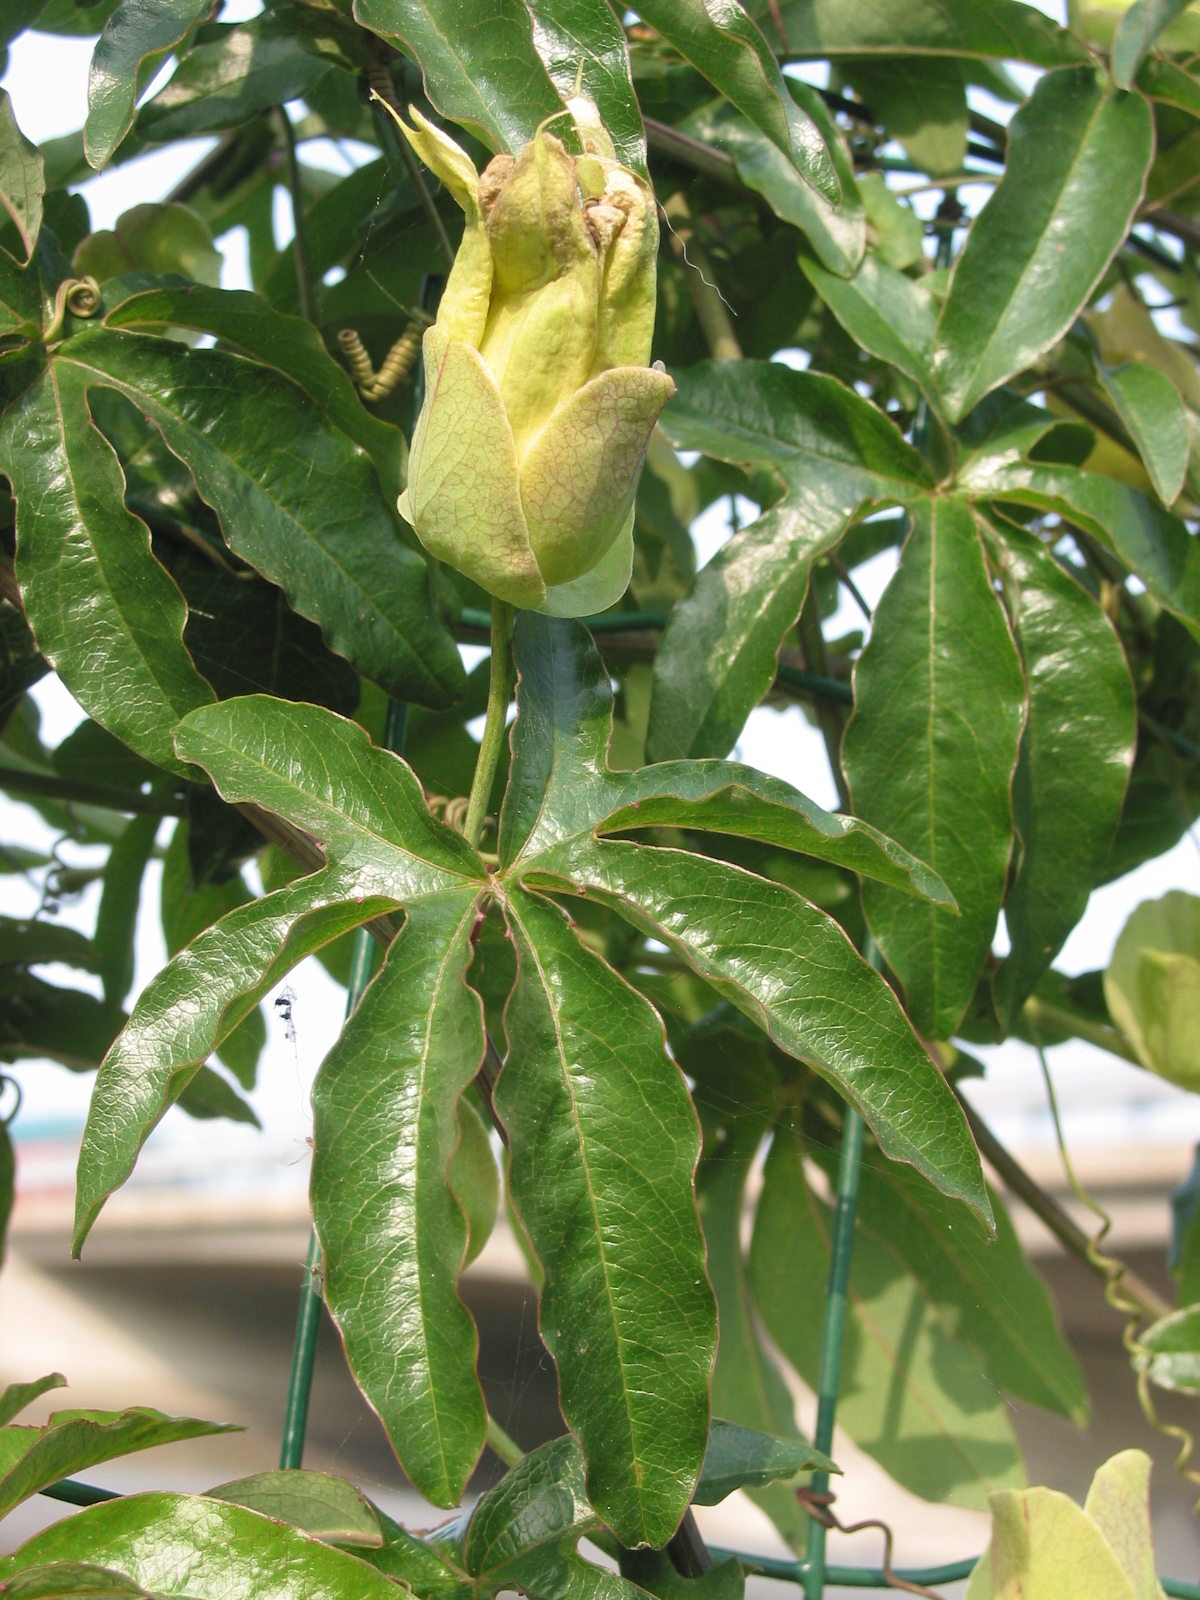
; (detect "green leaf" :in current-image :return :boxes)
[988,519,1136,1025]
[56,327,461,707]
[959,454,1200,640]
[679,100,864,279]
[134,18,330,141]
[800,249,939,411]
[94,815,157,1005]
[661,360,933,493]
[694,1115,822,1550]
[0,1409,237,1520]
[0,915,100,972]
[463,1434,642,1600]
[1113,0,1193,88]
[1134,54,1200,117]
[1135,1304,1200,1394]
[644,500,859,761]
[842,57,967,176]
[505,614,951,905]
[0,1122,13,1270]
[0,1563,166,1600]
[351,0,563,154]
[160,821,252,959]
[448,1090,499,1269]
[635,0,838,202]
[1104,890,1200,1089]
[497,886,715,1549]
[0,972,127,1073]
[0,89,43,265]
[175,1064,259,1126]
[355,1507,472,1599]
[74,204,221,288]
[0,360,216,775]
[617,1549,743,1600]
[85,0,213,168]
[312,889,488,1509]
[695,1418,836,1505]
[774,0,1088,66]
[0,599,47,711]
[106,285,416,520]
[0,1376,66,1430]
[547,839,989,1219]
[750,1114,1024,1511]
[76,695,486,1252]
[207,1471,383,1547]
[843,496,1026,1040]
[525,0,647,178]
[0,248,44,342]
[499,615,985,1219]
[1096,360,1189,507]
[0,1494,407,1600]
[844,1147,1088,1424]
[857,172,924,271]
[933,67,1153,422]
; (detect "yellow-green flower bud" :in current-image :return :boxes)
[394,102,674,616]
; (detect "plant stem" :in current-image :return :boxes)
[486,1411,525,1468]
[954,1088,1171,1320]
[277,107,316,325]
[804,1105,865,1600]
[465,602,514,849]
[1020,994,1140,1066]
[0,767,186,816]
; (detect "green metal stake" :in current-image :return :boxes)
[278,701,407,1469]
[803,1105,865,1599]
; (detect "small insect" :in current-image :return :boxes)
[274,987,297,1044]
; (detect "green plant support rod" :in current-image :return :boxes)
[278,700,408,1470]
[803,1104,866,1600]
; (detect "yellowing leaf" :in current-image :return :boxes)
[1105,891,1200,1088]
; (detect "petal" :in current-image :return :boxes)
[395,104,492,348]
[538,507,634,618]
[519,364,674,586]
[409,335,545,610]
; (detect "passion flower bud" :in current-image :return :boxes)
[394,102,674,616]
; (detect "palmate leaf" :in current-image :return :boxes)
[842,496,1026,1042]
[525,0,647,178]
[800,249,940,413]
[959,449,1200,640]
[0,1409,237,1520]
[311,889,489,1507]
[85,0,214,168]
[773,0,1088,66]
[54,326,462,708]
[351,0,563,154]
[933,67,1153,422]
[986,517,1136,1025]
[0,1495,404,1600]
[499,885,716,1550]
[504,616,989,1224]
[0,355,216,775]
[634,0,838,203]
[649,361,931,759]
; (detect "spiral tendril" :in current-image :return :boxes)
[43,276,101,343]
[338,313,429,402]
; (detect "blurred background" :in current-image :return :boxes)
[4,2,1200,1594]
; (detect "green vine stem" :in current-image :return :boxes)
[464,602,515,849]
[486,1412,524,1468]
[277,107,316,325]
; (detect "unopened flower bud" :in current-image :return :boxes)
[394,101,673,616]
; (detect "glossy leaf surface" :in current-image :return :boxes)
[526,0,646,177]
[843,497,1026,1040]
[774,0,1088,65]
[207,1471,383,1547]
[1112,0,1193,87]
[0,89,43,264]
[498,886,715,1549]
[990,519,1135,1024]
[312,888,488,1508]
[695,1419,835,1505]
[0,1409,236,1520]
[85,0,213,167]
[351,0,562,153]
[934,67,1153,422]
[801,249,939,410]
[1097,360,1189,507]
[0,360,216,775]
[0,1376,66,1430]
[56,328,461,708]
[0,1494,403,1600]
[634,0,837,202]
[75,696,486,1252]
